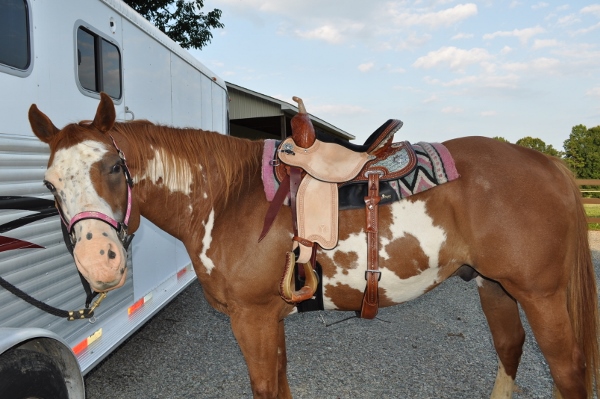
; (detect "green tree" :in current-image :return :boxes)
[124,0,224,49]
[515,136,562,157]
[492,136,510,143]
[563,125,600,178]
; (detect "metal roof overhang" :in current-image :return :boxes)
[226,82,355,141]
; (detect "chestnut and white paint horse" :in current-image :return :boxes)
[29,93,599,398]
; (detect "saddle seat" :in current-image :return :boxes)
[275,119,411,184]
[313,118,403,154]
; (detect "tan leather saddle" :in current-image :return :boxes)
[260,97,416,319]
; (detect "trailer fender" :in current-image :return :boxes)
[0,327,85,399]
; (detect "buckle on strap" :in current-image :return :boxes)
[365,270,382,281]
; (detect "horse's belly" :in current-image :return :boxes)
[321,199,448,310]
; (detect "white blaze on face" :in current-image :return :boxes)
[199,209,216,274]
[46,140,128,292]
[46,141,112,220]
[322,200,447,309]
[134,148,194,195]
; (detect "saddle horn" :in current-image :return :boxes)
[291,96,316,148]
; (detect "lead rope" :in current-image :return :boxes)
[0,276,106,321]
[0,219,107,321]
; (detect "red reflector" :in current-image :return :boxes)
[73,340,87,355]
[128,298,144,315]
[73,329,102,355]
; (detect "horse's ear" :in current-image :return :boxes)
[29,104,59,144]
[92,92,116,133]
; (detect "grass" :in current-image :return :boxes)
[584,204,600,231]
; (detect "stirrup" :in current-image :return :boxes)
[279,251,319,303]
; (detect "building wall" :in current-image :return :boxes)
[228,89,281,119]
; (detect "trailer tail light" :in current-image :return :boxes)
[73,328,103,355]
[128,292,153,315]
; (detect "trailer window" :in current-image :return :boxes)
[77,26,121,99]
[0,0,30,71]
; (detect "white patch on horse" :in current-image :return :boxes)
[491,360,515,398]
[134,148,194,195]
[321,200,447,309]
[199,209,216,274]
[475,276,484,288]
[475,175,492,192]
[320,231,369,310]
[46,141,113,220]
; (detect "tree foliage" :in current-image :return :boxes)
[492,136,510,143]
[563,125,600,179]
[124,0,224,49]
[515,136,562,157]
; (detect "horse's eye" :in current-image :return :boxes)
[43,180,55,192]
[110,163,122,174]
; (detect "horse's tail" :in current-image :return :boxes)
[553,157,600,397]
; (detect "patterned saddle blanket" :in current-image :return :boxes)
[262,139,459,210]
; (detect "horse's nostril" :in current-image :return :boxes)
[108,249,117,260]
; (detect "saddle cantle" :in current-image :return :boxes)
[260,97,458,318]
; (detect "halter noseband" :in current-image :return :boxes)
[59,135,135,250]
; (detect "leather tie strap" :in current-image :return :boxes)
[360,172,381,319]
[258,167,303,243]
[259,173,290,242]
[289,167,303,235]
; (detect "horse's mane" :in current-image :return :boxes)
[111,120,263,204]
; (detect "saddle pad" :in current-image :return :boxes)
[262,139,459,203]
[395,142,459,199]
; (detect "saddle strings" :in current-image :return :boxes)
[318,313,391,327]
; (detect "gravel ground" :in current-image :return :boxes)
[84,232,600,398]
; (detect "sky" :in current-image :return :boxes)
[190,1,600,150]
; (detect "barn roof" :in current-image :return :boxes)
[226,82,354,141]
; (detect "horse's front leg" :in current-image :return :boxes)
[230,309,292,399]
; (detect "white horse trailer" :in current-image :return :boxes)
[0,0,228,397]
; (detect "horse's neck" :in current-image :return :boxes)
[121,126,264,241]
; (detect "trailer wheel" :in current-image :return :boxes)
[0,347,69,399]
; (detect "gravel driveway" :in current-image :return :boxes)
[84,232,600,398]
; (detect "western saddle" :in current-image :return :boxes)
[260,97,416,319]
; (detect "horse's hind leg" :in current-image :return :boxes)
[517,291,586,398]
[477,278,525,398]
[230,309,292,399]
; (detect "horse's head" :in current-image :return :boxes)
[29,93,139,292]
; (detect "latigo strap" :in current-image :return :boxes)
[360,172,382,319]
